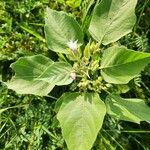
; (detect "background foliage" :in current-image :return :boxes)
[0,0,150,149]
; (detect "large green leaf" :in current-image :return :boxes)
[45,8,84,53]
[100,46,150,84]
[106,94,150,124]
[57,92,106,150]
[6,55,73,96]
[89,0,137,45]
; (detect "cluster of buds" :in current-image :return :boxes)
[77,77,109,93]
[78,78,91,91]
[90,77,107,93]
[83,41,100,60]
[67,40,111,93]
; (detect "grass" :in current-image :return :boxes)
[0,0,150,149]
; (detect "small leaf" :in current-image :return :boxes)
[106,94,150,124]
[89,0,137,45]
[100,46,150,84]
[83,42,91,60]
[6,55,73,96]
[57,92,106,150]
[66,0,81,8]
[18,24,45,42]
[45,8,84,53]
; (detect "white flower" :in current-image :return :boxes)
[70,71,76,80]
[67,40,78,52]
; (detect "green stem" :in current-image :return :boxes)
[136,0,149,26]
[102,129,125,150]
[106,130,150,133]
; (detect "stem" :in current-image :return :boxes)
[141,82,150,95]
[45,95,57,100]
[136,0,149,26]
[105,130,150,133]
[102,129,125,150]
[133,0,149,34]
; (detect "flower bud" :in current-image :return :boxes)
[70,71,76,80]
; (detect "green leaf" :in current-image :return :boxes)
[45,8,84,53]
[57,92,106,150]
[100,46,150,84]
[18,24,45,42]
[106,94,150,124]
[6,55,73,96]
[66,0,81,8]
[89,0,137,45]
